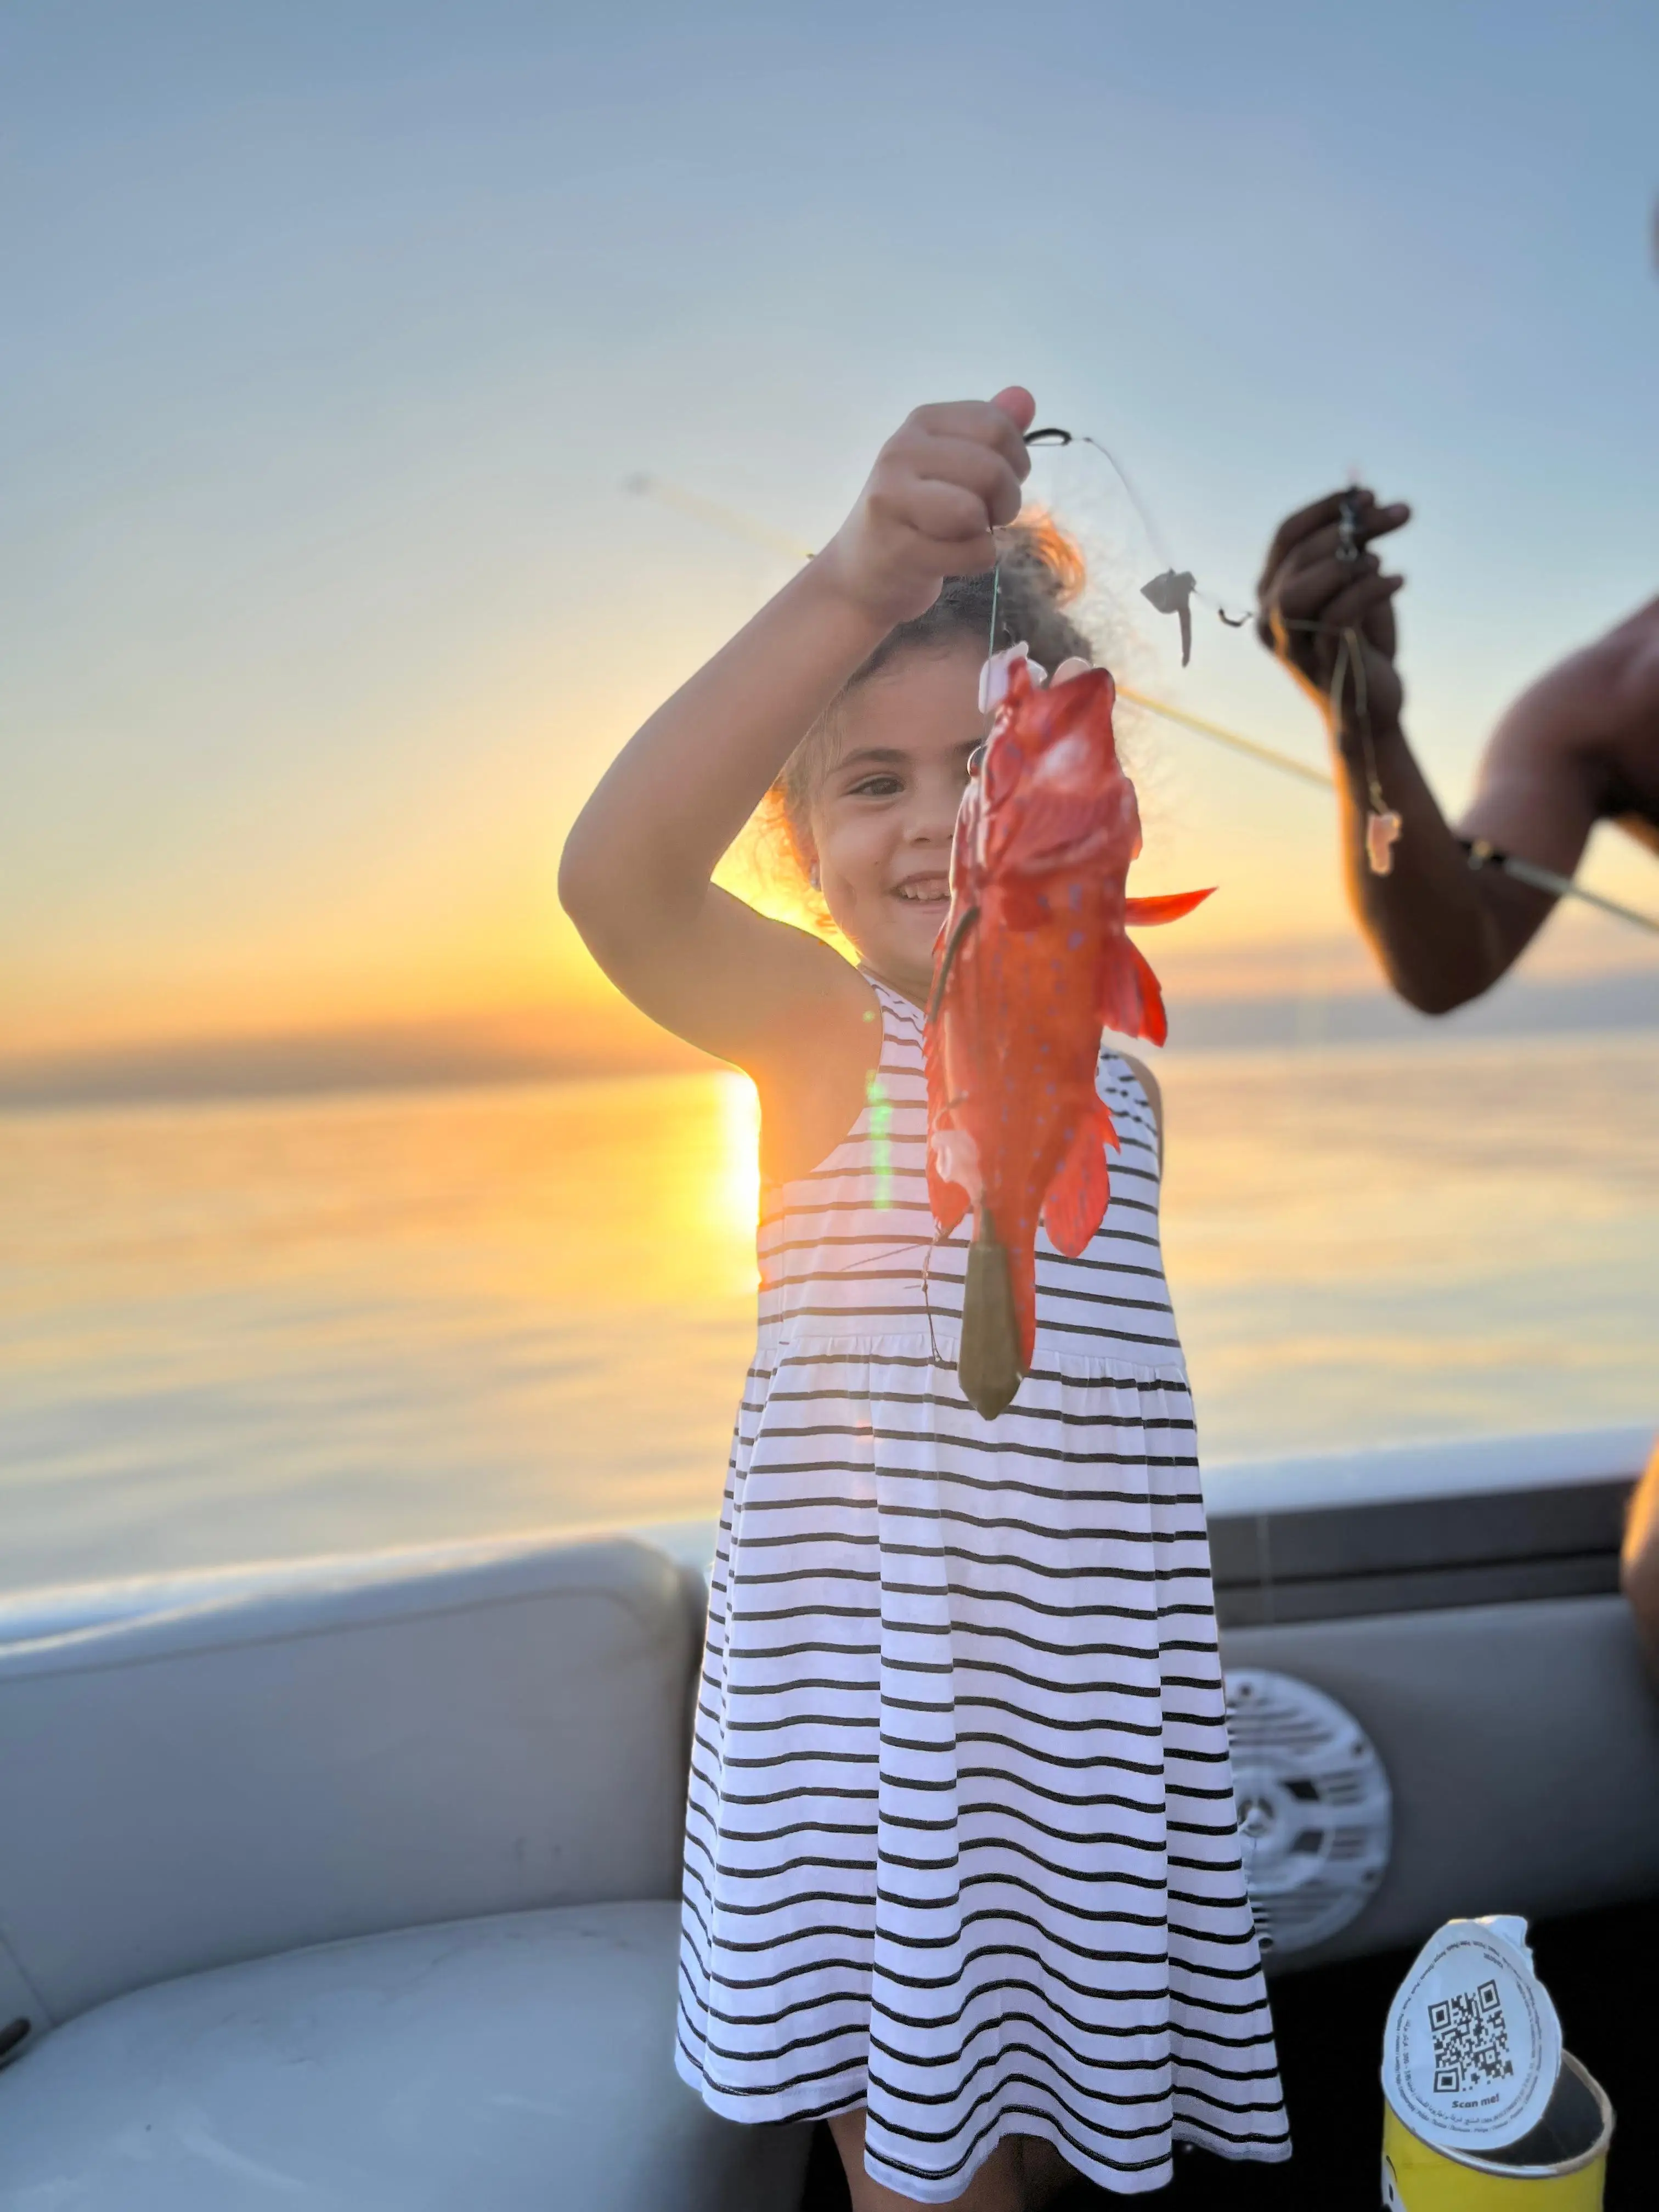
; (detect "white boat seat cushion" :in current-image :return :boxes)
[0,1901,809,2212]
[0,1536,704,2024]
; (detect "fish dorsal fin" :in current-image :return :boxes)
[1123,887,1214,927]
[1042,1102,1119,1257]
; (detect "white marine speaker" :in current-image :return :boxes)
[1224,1668,1392,1957]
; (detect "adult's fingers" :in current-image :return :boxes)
[1259,575,1401,664]
[1257,489,1352,589]
[1319,570,1403,636]
[1277,505,1412,573]
[1260,599,1333,666]
[1272,551,1383,623]
[1259,558,1397,657]
[1362,500,1410,541]
[1364,595,1400,660]
[1257,489,1410,593]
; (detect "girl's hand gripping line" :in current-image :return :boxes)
[819,389,1035,624]
[558,390,1035,1182]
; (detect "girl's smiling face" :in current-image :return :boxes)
[803,640,985,1004]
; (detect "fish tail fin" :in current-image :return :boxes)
[1042,1104,1116,1257]
[1123,886,1214,927]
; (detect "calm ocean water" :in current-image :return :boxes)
[3,1030,1656,1599]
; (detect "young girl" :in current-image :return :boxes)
[560,389,1288,2208]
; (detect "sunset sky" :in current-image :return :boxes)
[5,0,1657,1069]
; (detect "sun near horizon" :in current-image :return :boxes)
[7,730,1656,1092]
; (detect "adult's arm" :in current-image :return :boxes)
[1257,495,1655,1013]
[1464,594,1659,877]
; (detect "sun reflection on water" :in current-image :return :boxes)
[2,1033,1655,1596]
[712,1072,761,1278]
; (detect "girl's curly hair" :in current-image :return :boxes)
[761,513,1094,899]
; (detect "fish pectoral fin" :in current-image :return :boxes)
[929,1173,971,1240]
[1042,1106,1116,1257]
[926,1127,974,1238]
[1123,887,1214,927]
[1097,938,1171,1048]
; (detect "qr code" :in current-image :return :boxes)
[1429,1979,1513,2094]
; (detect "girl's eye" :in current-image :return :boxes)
[848,774,902,798]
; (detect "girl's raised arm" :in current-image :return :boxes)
[557,393,1033,1082]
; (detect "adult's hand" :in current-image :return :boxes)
[1256,487,1412,737]
[1253,483,1514,1013]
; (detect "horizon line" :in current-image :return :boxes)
[4,968,1657,1115]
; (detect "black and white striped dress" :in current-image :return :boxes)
[677,978,1289,2200]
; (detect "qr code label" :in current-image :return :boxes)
[1428,1978,1513,2095]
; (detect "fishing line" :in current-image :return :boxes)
[928,906,981,1025]
[1113,686,1333,789]
[1024,443,1646,907]
[1325,617,1401,874]
[1025,427,1175,572]
[1025,425,1254,655]
[922,1224,960,1379]
[804,1223,960,1374]
[626,467,1659,935]
[1115,661,1658,930]
[1029,438,1399,867]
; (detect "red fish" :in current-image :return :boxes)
[925,651,1211,1420]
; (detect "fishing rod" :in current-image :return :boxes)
[1460,840,1659,934]
[625,470,1659,939]
[624,475,815,565]
[628,472,1340,788]
[1113,686,1334,792]
[1117,692,1659,938]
